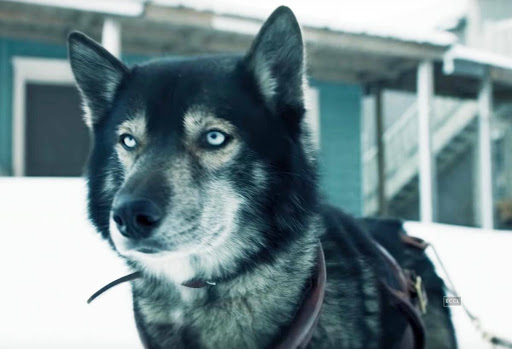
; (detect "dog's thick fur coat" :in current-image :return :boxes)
[69,6,457,349]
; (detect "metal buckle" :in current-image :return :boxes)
[415,276,428,314]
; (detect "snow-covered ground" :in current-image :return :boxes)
[0,178,141,349]
[404,222,512,349]
[0,178,510,349]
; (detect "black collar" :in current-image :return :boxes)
[88,244,326,349]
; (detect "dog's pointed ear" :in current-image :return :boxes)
[68,31,128,128]
[245,6,305,116]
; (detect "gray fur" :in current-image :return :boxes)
[132,225,318,349]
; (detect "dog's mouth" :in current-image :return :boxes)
[119,238,167,255]
[131,244,162,254]
[117,236,169,255]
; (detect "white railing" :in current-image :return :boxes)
[363,97,478,215]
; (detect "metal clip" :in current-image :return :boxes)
[415,276,428,314]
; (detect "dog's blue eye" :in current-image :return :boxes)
[120,134,137,150]
[205,130,227,147]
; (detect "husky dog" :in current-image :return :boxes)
[68,6,456,349]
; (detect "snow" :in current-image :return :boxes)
[7,0,462,46]
[154,0,461,46]
[1,177,510,348]
[4,0,144,16]
[0,178,142,349]
[404,221,512,349]
[444,44,512,74]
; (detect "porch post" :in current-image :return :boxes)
[374,85,388,216]
[417,60,437,223]
[102,18,121,58]
[477,68,495,229]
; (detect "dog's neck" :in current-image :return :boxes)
[131,230,319,349]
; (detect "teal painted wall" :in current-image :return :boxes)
[0,38,362,215]
[313,81,362,215]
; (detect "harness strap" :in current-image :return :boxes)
[374,241,426,349]
[381,283,426,349]
[401,235,429,251]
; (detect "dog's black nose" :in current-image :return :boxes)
[112,196,163,239]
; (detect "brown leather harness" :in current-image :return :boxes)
[375,235,429,349]
[88,240,427,349]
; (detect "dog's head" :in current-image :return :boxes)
[69,6,317,284]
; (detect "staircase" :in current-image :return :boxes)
[363,96,479,215]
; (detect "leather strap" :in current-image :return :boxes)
[88,274,216,303]
[400,235,429,251]
[382,284,426,349]
[374,242,426,349]
[274,244,326,349]
[87,271,142,304]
